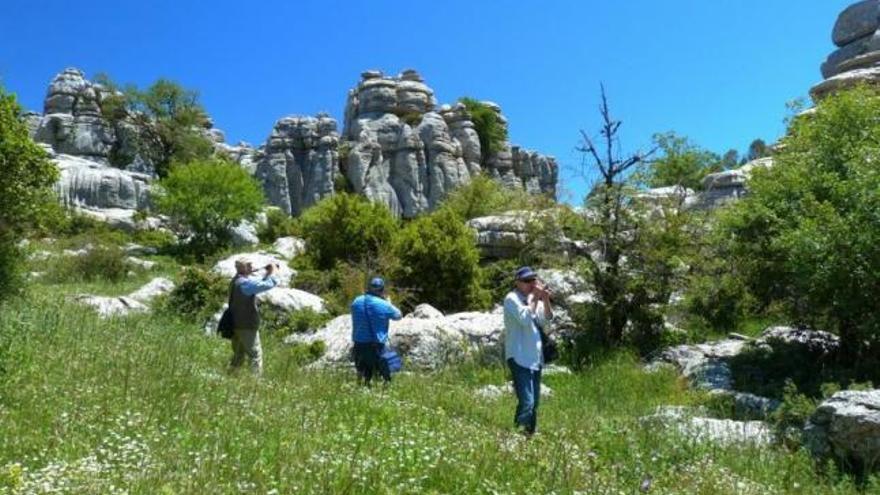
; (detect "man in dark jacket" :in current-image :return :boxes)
[350,277,402,386]
[229,258,279,374]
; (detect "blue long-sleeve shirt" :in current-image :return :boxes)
[238,276,278,296]
[351,294,402,344]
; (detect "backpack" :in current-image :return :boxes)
[217,279,236,339]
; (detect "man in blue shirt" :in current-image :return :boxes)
[350,277,402,386]
[228,258,279,375]
[504,266,553,436]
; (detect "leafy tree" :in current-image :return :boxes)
[153,158,264,258]
[298,193,399,270]
[98,75,214,177]
[392,208,489,312]
[723,86,880,365]
[646,132,722,191]
[720,149,740,170]
[0,88,59,298]
[459,97,508,160]
[745,138,770,163]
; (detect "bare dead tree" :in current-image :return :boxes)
[576,85,657,346]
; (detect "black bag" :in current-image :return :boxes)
[217,279,236,340]
[537,323,559,364]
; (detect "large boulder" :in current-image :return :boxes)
[203,287,326,335]
[285,304,505,368]
[696,157,773,209]
[211,252,295,286]
[804,390,880,468]
[270,236,306,260]
[833,1,880,47]
[813,3,880,101]
[75,277,174,318]
[641,406,774,446]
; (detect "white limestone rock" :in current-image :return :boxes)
[212,252,295,286]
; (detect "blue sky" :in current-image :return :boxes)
[1,0,851,203]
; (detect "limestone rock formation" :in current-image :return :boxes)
[340,70,557,217]
[804,390,880,467]
[641,406,774,446]
[212,251,296,287]
[812,1,880,100]
[285,304,505,369]
[695,157,773,209]
[254,114,339,216]
[75,277,174,318]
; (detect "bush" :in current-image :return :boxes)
[644,132,723,191]
[437,175,531,221]
[257,208,299,244]
[262,307,333,336]
[161,267,227,322]
[298,193,399,270]
[0,87,59,299]
[154,158,265,259]
[98,75,214,177]
[45,246,131,283]
[722,86,880,363]
[459,98,508,159]
[392,208,489,312]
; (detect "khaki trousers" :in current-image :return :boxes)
[230,328,262,374]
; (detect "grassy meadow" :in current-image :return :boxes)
[0,243,878,494]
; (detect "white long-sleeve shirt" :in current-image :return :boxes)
[503,290,547,371]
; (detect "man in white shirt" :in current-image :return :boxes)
[503,266,553,436]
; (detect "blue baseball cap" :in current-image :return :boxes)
[515,266,538,281]
[369,277,386,291]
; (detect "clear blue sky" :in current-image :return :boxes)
[0,0,851,204]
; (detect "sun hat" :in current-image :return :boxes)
[515,266,538,281]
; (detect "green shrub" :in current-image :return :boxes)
[392,208,489,312]
[282,340,327,366]
[298,193,398,270]
[438,174,532,221]
[161,267,227,322]
[481,259,520,306]
[644,132,724,191]
[257,208,299,244]
[722,86,880,364]
[0,87,59,300]
[154,158,265,259]
[771,381,818,440]
[97,75,214,177]
[459,98,508,159]
[263,307,333,336]
[45,246,131,283]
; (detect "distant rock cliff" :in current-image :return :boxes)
[25,67,559,222]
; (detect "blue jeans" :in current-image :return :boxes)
[507,358,542,434]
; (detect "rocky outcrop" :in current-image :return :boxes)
[211,251,296,287]
[641,406,774,446]
[285,304,506,368]
[75,277,174,318]
[812,1,880,100]
[341,70,557,217]
[695,157,773,209]
[32,68,118,163]
[466,210,591,259]
[804,390,880,469]
[254,114,339,216]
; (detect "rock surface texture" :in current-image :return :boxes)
[812,1,880,100]
[285,304,505,368]
[804,390,880,467]
[339,70,557,217]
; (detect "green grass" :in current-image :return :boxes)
[2,237,879,493]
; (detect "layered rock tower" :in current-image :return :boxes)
[812,0,880,100]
